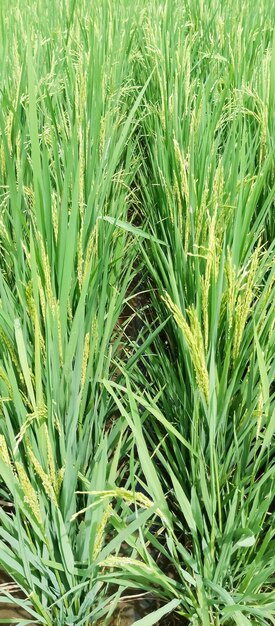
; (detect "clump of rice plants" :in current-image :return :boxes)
[0,0,274,625]
[105,0,275,624]
[0,1,155,623]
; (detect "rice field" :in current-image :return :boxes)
[0,0,274,624]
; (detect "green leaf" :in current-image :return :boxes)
[99,216,167,245]
[54,508,75,578]
[14,319,36,409]
[132,599,180,626]
[235,534,256,548]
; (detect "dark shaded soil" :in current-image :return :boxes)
[0,603,181,625]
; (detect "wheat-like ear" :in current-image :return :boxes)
[201,212,217,352]
[56,466,65,497]
[225,250,238,334]
[173,137,190,252]
[0,328,22,379]
[99,556,154,574]
[51,191,58,244]
[163,293,209,404]
[16,462,42,525]
[233,242,261,362]
[27,446,57,506]
[93,504,113,560]
[80,332,90,390]
[38,233,55,311]
[0,435,13,469]
[14,404,47,453]
[43,424,57,494]
[0,366,13,399]
[83,221,99,281]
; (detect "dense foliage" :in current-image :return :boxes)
[0,1,274,624]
